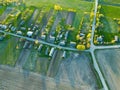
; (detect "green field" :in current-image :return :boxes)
[100,0,120,4]
[0,36,21,66]
[24,0,94,12]
[101,5,120,18]
[0,6,6,15]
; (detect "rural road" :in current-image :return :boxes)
[1,0,120,90]
[90,0,109,90]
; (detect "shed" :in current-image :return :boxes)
[41,35,46,40]
[59,40,65,46]
[38,44,43,52]
[49,47,55,57]
[49,35,55,43]
[62,51,67,58]
[27,31,33,37]
[70,42,76,48]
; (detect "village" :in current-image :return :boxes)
[0,0,120,90]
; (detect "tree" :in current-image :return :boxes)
[118,21,120,25]
[90,11,94,19]
[54,5,62,11]
[98,5,101,10]
[87,33,91,38]
[94,40,98,44]
[16,44,19,49]
[118,27,120,33]
[111,40,115,44]
[86,43,90,48]
[68,8,76,12]
[99,14,104,18]
[35,40,39,45]
[76,34,80,40]
[76,44,85,50]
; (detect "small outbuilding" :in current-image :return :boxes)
[27,31,33,37]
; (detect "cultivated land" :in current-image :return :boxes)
[0,52,98,90]
[0,0,120,90]
[0,1,100,90]
[55,52,98,90]
[0,36,21,66]
[95,49,120,90]
[99,0,120,4]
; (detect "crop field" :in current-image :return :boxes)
[95,49,120,90]
[23,49,50,75]
[24,0,94,11]
[100,0,120,4]
[0,36,21,67]
[55,52,98,90]
[0,52,99,90]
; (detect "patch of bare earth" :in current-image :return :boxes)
[55,52,97,90]
[95,49,120,90]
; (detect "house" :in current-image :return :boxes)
[49,47,55,57]
[17,31,22,35]
[45,47,50,55]
[97,36,103,43]
[115,36,118,42]
[65,31,69,40]
[70,41,76,48]
[59,34,63,39]
[27,31,33,37]
[21,27,26,31]
[59,40,65,46]
[28,28,31,31]
[11,26,16,32]
[49,35,55,43]
[0,24,7,30]
[80,33,85,37]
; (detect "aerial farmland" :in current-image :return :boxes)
[0,0,120,90]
